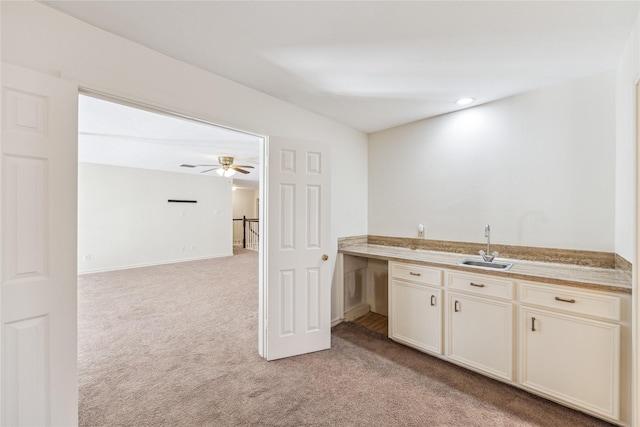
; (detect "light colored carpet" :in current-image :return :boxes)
[78,249,613,426]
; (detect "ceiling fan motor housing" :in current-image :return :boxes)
[218,156,234,167]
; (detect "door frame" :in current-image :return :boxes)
[76,88,270,357]
[633,77,640,427]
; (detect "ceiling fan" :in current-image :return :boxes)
[180,156,254,177]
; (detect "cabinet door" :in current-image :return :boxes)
[446,292,513,381]
[390,279,442,354]
[519,307,620,420]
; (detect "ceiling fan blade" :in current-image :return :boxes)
[200,168,216,173]
[233,165,254,169]
[196,164,218,167]
[232,167,251,174]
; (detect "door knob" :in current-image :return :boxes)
[322,254,329,261]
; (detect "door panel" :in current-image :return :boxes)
[1,63,78,426]
[264,137,331,360]
[520,307,620,419]
[446,292,513,381]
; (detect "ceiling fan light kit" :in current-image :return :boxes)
[217,168,236,177]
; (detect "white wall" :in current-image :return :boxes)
[1,2,368,322]
[369,71,616,252]
[78,163,232,273]
[616,13,640,263]
[232,188,259,219]
[615,11,640,427]
[0,1,367,235]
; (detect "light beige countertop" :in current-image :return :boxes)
[339,243,632,294]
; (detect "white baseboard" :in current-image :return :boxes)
[77,252,234,275]
[343,303,370,321]
[331,318,344,327]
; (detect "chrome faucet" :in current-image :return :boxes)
[479,224,499,262]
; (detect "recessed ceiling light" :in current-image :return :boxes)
[455,97,475,106]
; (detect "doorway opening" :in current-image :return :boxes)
[77,93,262,273]
[76,93,265,418]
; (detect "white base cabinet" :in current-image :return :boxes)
[519,281,624,422]
[389,262,443,354]
[386,261,629,426]
[446,292,513,381]
[444,270,515,381]
[390,280,442,354]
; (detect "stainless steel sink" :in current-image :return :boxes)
[457,258,514,271]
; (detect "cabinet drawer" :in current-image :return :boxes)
[446,271,514,300]
[390,262,442,286]
[519,282,621,321]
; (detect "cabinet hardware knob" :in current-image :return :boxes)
[409,272,421,276]
[430,295,436,306]
[470,282,485,288]
[554,297,576,304]
[321,254,329,261]
[454,300,460,312]
[531,317,537,332]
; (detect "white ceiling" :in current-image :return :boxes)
[78,95,262,188]
[46,1,638,133]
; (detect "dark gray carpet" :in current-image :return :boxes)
[78,249,613,426]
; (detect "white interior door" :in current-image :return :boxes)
[263,137,331,360]
[1,63,78,426]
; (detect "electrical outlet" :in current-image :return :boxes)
[417,224,425,238]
